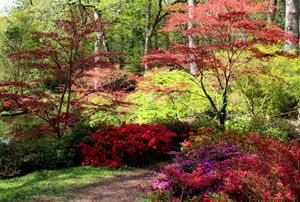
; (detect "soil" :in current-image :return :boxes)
[73,166,158,202]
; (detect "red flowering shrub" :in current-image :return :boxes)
[152,131,300,201]
[184,126,253,149]
[231,132,300,201]
[79,124,177,167]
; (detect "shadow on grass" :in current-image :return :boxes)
[0,166,129,202]
[70,166,157,202]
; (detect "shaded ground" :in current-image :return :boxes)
[74,166,157,202]
[0,166,158,202]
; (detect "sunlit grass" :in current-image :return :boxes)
[0,166,130,202]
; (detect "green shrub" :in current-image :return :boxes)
[0,138,66,178]
[226,117,298,142]
[188,117,220,131]
[148,190,173,202]
[270,89,299,118]
[0,123,91,178]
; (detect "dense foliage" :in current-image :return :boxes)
[144,0,296,126]
[0,10,134,138]
[151,130,300,201]
[128,70,208,123]
[0,2,299,202]
[79,124,177,167]
[0,123,92,178]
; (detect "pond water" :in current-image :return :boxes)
[0,115,40,141]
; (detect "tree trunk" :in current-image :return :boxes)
[268,0,277,22]
[94,9,103,63]
[284,0,299,53]
[94,6,103,89]
[144,0,152,70]
[188,0,197,75]
[218,92,228,127]
[165,32,169,49]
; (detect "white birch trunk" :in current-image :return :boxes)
[94,7,103,89]
[284,0,299,53]
[144,0,152,70]
[188,0,196,75]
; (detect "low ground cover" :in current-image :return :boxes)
[0,166,128,202]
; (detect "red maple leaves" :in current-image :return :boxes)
[0,11,135,138]
[144,0,298,125]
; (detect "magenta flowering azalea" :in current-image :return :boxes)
[152,132,300,201]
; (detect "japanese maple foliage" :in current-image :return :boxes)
[0,10,133,138]
[144,0,297,126]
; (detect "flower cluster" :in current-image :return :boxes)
[79,124,177,167]
[152,131,300,201]
[153,142,241,198]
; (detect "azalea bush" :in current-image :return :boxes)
[79,124,177,167]
[151,130,300,201]
[152,142,242,201]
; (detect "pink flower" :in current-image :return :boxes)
[276,181,283,187]
[286,190,294,200]
[182,140,191,147]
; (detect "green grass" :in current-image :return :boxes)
[0,166,129,202]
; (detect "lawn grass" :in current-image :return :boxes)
[0,166,129,202]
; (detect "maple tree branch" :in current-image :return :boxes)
[199,72,218,114]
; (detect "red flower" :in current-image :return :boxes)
[188,131,195,136]
[79,124,177,167]
[3,101,15,107]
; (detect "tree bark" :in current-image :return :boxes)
[268,0,277,22]
[188,0,197,75]
[93,3,103,89]
[284,0,299,53]
[144,0,152,70]
[94,8,103,64]
[144,0,170,70]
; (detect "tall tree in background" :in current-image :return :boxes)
[188,0,196,74]
[92,0,104,88]
[0,0,68,83]
[284,0,299,53]
[0,11,37,82]
[144,0,152,70]
[144,0,170,70]
[66,0,111,88]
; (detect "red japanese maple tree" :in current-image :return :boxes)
[0,10,133,138]
[144,0,297,126]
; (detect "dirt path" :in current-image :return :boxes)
[73,166,158,202]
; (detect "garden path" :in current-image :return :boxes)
[73,166,158,202]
